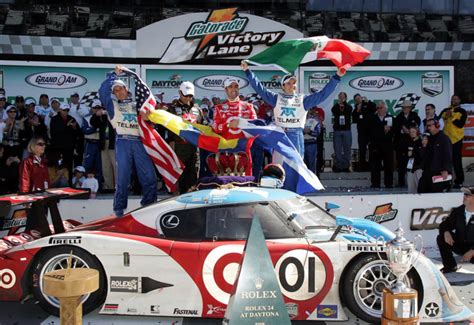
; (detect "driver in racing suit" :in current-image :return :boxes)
[99,65,157,217]
[241,60,345,156]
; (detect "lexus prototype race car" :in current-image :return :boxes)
[0,187,472,323]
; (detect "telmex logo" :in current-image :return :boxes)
[349,76,404,92]
[25,72,87,89]
[194,75,249,91]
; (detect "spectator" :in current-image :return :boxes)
[0,144,9,194]
[44,97,62,130]
[352,94,376,171]
[15,96,26,119]
[314,107,326,176]
[82,99,106,186]
[3,105,25,159]
[47,152,69,188]
[200,105,212,126]
[441,95,467,188]
[436,187,474,273]
[99,118,116,192]
[0,118,5,143]
[50,103,79,184]
[420,103,444,134]
[18,137,49,193]
[406,125,425,194]
[82,169,99,199]
[201,96,213,117]
[0,94,8,120]
[168,81,202,193]
[418,118,453,193]
[393,100,421,187]
[72,165,86,188]
[68,92,88,168]
[332,92,352,172]
[23,98,48,143]
[303,108,321,173]
[35,94,52,119]
[368,101,394,188]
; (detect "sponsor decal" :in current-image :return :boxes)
[25,72,87,89]
[207,304,226,315]
[0,268,16,289]
[309,73,331,93]
[2,217,27,230]
[424,302,439,317]
[194,75,248,91]
[161,215,180,229]
[316,305,338,318]
[163,8,284,62]
[364,203,398,224]
[410,207,451,230]
[150,305,160,314]
[103,303,119,312]
[422,72,443,97]
[261,75,282,89]
[110,276,139,293]
[173,308,199,315]
[151,74,183,89]
[349,76,404,92]
[48,236,82,245]
[285,303,298,319]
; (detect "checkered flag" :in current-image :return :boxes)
[245,93,262,103]
[160,37,201,63]
[395,93,421,108]
[80,91,99,107]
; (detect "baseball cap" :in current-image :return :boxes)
[0,94,6,100]
[60,103,70,110]
[111,79,127,91]
[25,98,36,106]
[202,95,209,100]
[211,94,219,99]
[401,100,413,107]
[282,74,297,85]
[50,97,60,104]
[223,78,239,88]
[461,186,474,196]
[91,99,102,108]
[179,81,194,96]
[74,166,86,173]
[200,104,209,111]
[70,92,79,97]
[6,105,16,112]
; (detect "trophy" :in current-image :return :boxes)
[378,226,422,324]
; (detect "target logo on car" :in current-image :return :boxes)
[0,269,16,289]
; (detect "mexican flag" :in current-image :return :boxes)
[246,36,371,74]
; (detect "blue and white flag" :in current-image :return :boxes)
[241,121,324,194]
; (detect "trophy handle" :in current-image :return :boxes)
[375,235,386,261]
[411,234,423,268]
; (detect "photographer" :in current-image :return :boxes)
[18,137,49,193]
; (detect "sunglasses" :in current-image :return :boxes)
[8,110,17,113]
[183,94,193,98]
[36,142,46,146]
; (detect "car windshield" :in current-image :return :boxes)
[273,197,336,232]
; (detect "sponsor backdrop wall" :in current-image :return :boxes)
[300,66,454,161]
[0,61,139,105]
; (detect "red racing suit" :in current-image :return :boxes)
[211,99,257,139]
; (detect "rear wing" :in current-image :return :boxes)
[0,188,89,238]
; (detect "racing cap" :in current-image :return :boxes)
[50,97,60,104]
[461,186,474,196]
[25,98,36,106]
[60,103,70,110]
[111,79,127,91]
[5,105,16,113]
[91,99,102,108]
[223,78,239,88]
[74,166,86,173]
[281,74,297,85]
[179,81,195,96]
[70,92,79,97]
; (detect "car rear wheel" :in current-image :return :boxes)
[341,254,423,324]
[31,245,107,316]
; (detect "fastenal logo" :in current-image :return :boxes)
[25,72,87,89]
[194,75,248,91]
[410,207,451,230]
[349,76,404,92]
[364,203,398,224]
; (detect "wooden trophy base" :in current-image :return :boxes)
[382,287,419,325]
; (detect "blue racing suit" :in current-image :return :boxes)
[244,69,340,156]
[99,73,157,216]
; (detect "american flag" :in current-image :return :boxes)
[122,67,184,192]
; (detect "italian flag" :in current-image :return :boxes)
[247,36,371,74]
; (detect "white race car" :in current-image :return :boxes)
[0,187,472,323]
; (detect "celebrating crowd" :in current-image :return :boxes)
[0,65,467,204]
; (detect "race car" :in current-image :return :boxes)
[0,186,472,323]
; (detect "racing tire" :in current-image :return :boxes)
[30,245,107,316]
[340,253,423,324]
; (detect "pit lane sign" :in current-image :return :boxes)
[137,8,303,60]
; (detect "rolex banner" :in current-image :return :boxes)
[223,216,290,325]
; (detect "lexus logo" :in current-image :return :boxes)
[161,215,180,229]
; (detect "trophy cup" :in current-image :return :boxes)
[379,226,422,325]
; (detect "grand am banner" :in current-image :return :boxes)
[142,65,290,104]
[0,61,139,105]
[136,8,303,61]
[300,66,454,158]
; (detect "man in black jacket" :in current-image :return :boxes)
[368,101,394,188]
[352,94,376,171]
[437,187,474,273]
[331,92,352,172]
